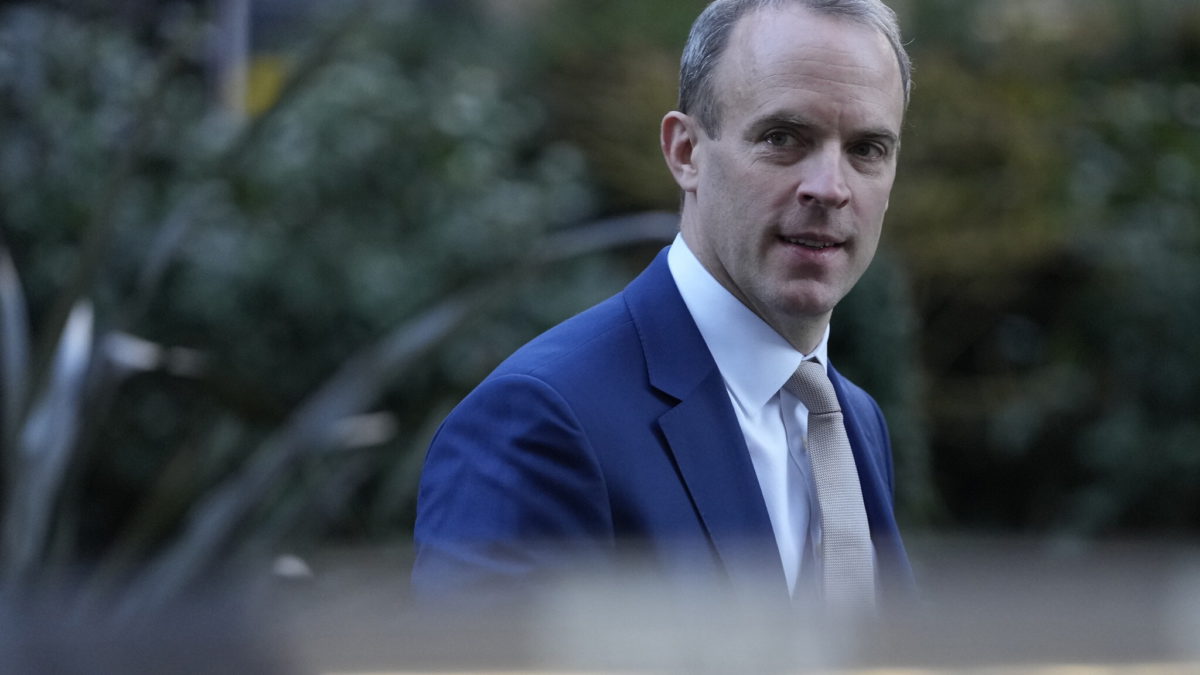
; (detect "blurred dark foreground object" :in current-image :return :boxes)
[0,577,295,674]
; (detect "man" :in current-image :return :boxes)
[413,0,914,606]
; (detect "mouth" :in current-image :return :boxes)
[779,235,844,250]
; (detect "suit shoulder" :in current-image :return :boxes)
[489,292,641,386]
[830,367,890,442]
[831,368,882,413]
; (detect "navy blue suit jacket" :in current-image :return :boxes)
[412,248,912,600]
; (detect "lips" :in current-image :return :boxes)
[779,235,843,250]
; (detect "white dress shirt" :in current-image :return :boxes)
[667,235,829,595]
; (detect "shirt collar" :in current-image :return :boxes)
[667,234,830,411]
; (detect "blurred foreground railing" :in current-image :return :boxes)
[8,534,1196,673]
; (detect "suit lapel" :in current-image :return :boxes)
[828,365,892,533]
[828,365,915,594]
[624,249,784,591]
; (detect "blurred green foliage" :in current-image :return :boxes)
[0,0,1197,603]
[894,0,1200,534]
[0,0,671,602]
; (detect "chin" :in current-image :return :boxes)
[774,286,839,315]
[771,300,836,325]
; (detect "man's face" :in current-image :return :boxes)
[672,6,905,349]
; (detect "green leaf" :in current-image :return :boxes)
[0,247,31,451]
[2,300,94,586]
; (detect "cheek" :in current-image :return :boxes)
[855,187,893,231]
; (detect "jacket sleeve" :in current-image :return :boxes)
[865,394,896,501]
[410,373,614,598]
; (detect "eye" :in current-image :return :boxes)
[763,129,796,147]
[848,141,888,161]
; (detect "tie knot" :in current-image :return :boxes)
[784,360,841,415]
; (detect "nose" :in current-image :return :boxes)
[797,145,851,209]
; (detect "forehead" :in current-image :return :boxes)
[713,6,905,128]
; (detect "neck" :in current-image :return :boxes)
[678,225,831,355]
[765,311,830,356]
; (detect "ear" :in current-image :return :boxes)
[661,111,702,192]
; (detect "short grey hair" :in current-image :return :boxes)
[678,0,913,137]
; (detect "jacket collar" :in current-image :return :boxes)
[623,248,786,593]
[624,247,715,401]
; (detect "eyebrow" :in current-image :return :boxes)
[742,114,814,141]
[859,129,902,151]
[743,113,901,149]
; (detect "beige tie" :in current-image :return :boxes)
[785,360,876,607]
